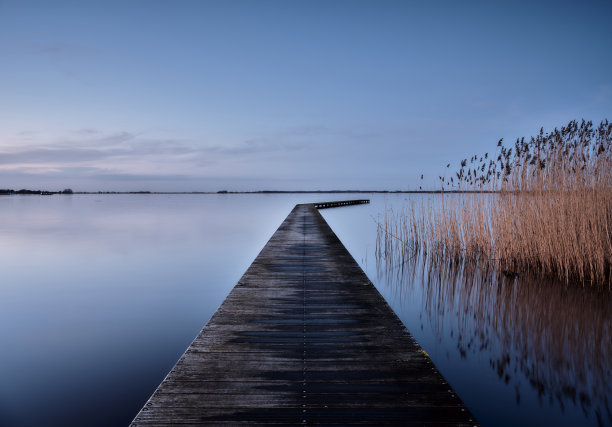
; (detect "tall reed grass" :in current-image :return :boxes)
[378,119,612,287]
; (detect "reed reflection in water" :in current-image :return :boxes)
[376,243,611,426]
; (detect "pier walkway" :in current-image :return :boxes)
[132,201,477,426]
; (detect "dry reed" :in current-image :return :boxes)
[378,119,612,287]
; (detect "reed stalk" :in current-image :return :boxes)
[378,119,612,287]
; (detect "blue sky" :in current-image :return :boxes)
[0,0,610,191]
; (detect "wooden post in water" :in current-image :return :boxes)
[132,201,478,425]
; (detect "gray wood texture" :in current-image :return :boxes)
[131,202,478,426]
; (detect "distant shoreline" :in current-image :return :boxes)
[1,189,497,195]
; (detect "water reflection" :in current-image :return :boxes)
[0,193,336,427]
[2,193,609,426]
[377,251,611,426]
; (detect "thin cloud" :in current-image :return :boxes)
[74,128,102,135]
[0,147,122,164]
[2,41,96,58]
[0,130,218,179]
[206,125,380,157]
[0,124,388,189]
[208,138,306,156]
[91,171,197,182]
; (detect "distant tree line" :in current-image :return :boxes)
[0,188,73,195]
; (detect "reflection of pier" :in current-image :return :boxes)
[132,201,476,425]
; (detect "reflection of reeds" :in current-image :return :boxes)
[377,247,611,424]
[379,119,612,287]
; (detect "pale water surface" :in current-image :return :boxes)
[0,194,609,426]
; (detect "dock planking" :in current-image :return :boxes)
[132,201,478,426]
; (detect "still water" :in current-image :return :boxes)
[0,194,609,426]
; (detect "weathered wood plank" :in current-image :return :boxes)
[131,202,478,426]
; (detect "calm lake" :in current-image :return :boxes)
[0,194,609,426]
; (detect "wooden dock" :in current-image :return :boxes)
[132,201,478,426]
[312,199,369,209]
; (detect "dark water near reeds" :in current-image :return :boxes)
[0,194,609,426]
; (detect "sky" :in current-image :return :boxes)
[0,0,611,192]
